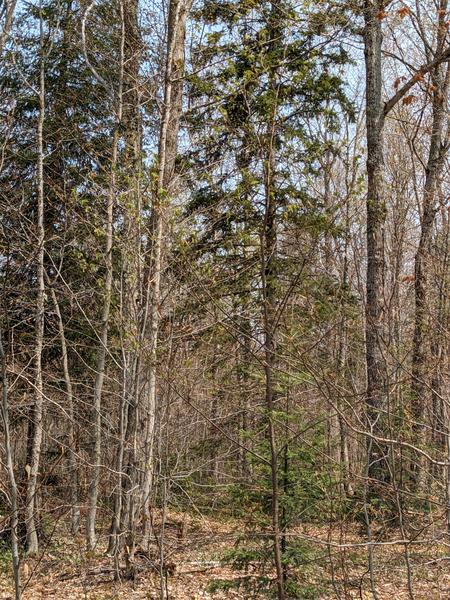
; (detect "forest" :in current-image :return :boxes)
[0,0,450,598]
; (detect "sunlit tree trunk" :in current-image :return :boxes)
[140,0,191,542]
[85,4,124,550]
[109,0,143,559]
[25,6,46,555]
[411,1,450,486]
[0,0,17,55]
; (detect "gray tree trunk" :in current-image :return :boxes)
[140,0,192,542]
[48,284,79,534]
[0,0,17,55]
[25,9,46,555]
[0,331,21,599]
[109,0,143,559]
[363,0,390,493]
[411,0,450,486]
[85,11,124,549]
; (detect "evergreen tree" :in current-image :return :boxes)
[179,1,352,595]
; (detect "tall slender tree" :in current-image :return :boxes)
[25,0,46,556]
[140,0,192,545]
[411,0,450,486]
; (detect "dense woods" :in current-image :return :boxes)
[1,1,450,598]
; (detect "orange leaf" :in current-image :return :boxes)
[393,76,406,89]
[402,94,416,106]
[377,10,388,20]
[397,6,411,19]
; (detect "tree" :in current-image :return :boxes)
[137,0,193,551]
[411,0,450,487]
[24,0,46,556]
[185,1,351,595]
[362,0,450,502]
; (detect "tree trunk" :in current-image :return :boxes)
[261,117,285,600]
[85,135,117,550]
[85,19,124,549]
[259,6,285,597]
[363,0,390,495]
[0,0,17,55]
[140,0,191,540]
[411,2,450,486]
[25,11,45,555]
[0,331,21,599]
[109,0,143,557]
[48,284,79,534]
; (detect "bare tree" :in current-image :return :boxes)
[140,0,192,543]
[362,0,450,497]
[109,0,143,559]
[82,0,125,550]
[25,1,46,555]
[411,0,450,487]
[48,283,79,534]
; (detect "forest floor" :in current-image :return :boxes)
[1,510,450,599]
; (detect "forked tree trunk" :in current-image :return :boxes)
[140,0,191,541]
[109,0,143,558]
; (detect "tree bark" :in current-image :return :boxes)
[363,0,390,494]
[261,106,285,600]
[140,0,191,540]
[259,5,285,598]
[109,0,143,557]
[25,8,46,555]
[0,0,17,55]
[85,8,124,549]
[0,331,21,599]
[411,0,450,486]
[48,284,79,534]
